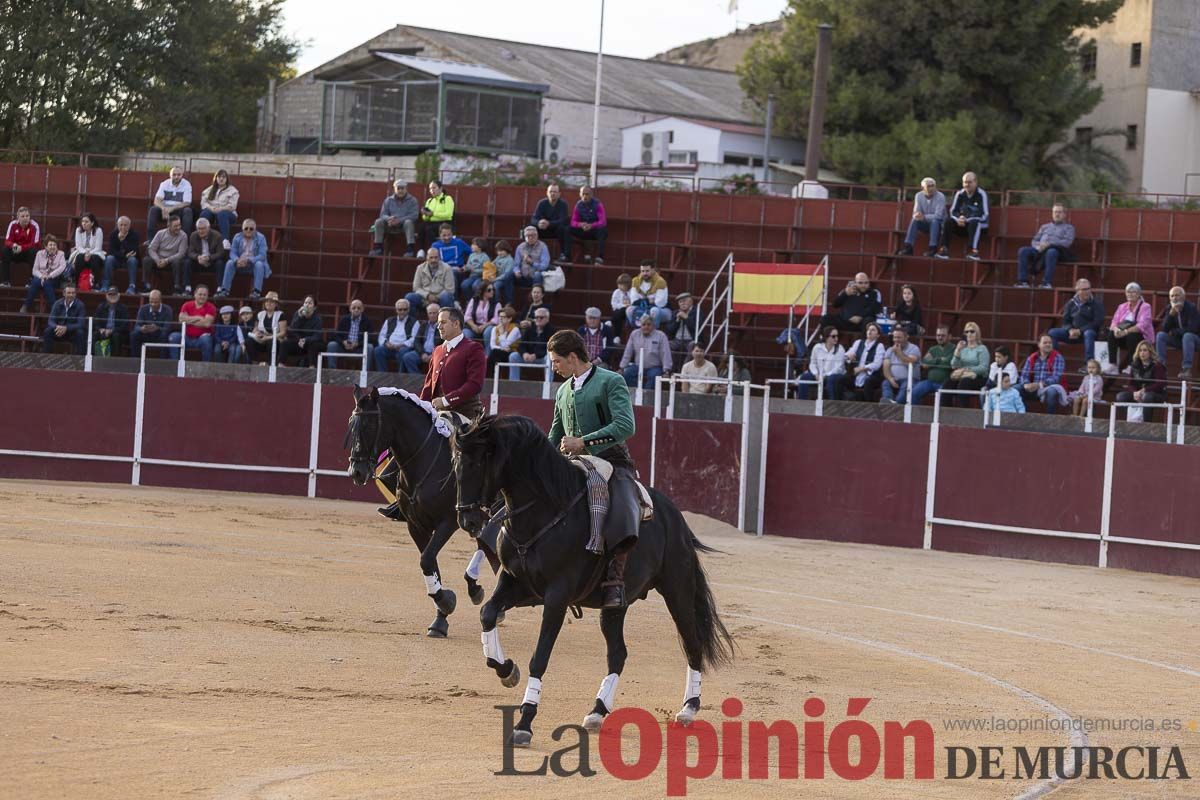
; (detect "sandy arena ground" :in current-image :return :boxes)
[0,479,1198,799]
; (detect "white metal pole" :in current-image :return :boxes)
[84,317,93,372]
[269,331,278,383]
[649,415,657,488]
[587,0,605,187]
[636,347,645,406]
[307,356,324,498]
[490,361,500,416]
[542,359,552,400]
[1166,405,1174,444]
[815,368,824,417]
[922,391,942,550]
[737,382,750,532]
[724,357,734,422]
[1085,391,1094,434]
[1178,381,1188,444]
[653,374,663,419]
[991,388,1001,427]
[176,327,186,378]
[359,336,369,388]
[757,387,769,537]
[723,265,732,356]
[1099,404,1117,568]
[904,362,913,423]
[132,347,148,486]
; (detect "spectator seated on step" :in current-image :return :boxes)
[68,212,104,285]
[1015,203,1075,288]
[41,282,86,354]
[578,306,617,370]
[212,305,244,364]
[184,217,225,293]
[820,272,881,335]
[1115,340,1167,417]
[1,205,41,288]
[102,216,140,294]
[462,280,500,347]
[569,185,607,264]
[896,178,946,257]
[532,183,572,264]
[984,372,1026,415]
[665,291,702,360]
[93,285,131,357]
[509,307,556,380]
[936,171,989,261]
[373,297,420,374]
[415,302,444,371]
[627,260,671,328]
[406,247,456,314]
[147,166,194,236]
[216,219,271,300]
[418,179,455,254]
[429,223,471,293]
[619,313,672,390]
[1155,285,1200,381]
[130,289,173,358]
[911,325,954,405]
[370,179,418,257]
[325,299,372,369]
[167,284,217,362]
[508,226,550,296]
[797,326,847,401]
[198,168,240,244]
[245,291,287,365]
[879,326,921,404]
[1018,334,1069,414]
[284,294,324,368]
[141,213,188,295]
[19,234,66,314]
[838,322,886,401]
[460,237,493,300]
[1048,279,1105,364]
[680,342,720,394]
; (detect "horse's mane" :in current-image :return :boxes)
[464,415,582,508]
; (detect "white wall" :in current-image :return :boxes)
[718,131,806,166]
[619,118,722,167]
[1142,88,1200,196]
[542,99,660,168]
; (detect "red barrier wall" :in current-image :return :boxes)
[762,415,928,548]
[651,418,742,526]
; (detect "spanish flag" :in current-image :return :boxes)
[731,263,825,314]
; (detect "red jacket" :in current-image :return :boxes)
[4,218,41,250]
[420,336,486,409]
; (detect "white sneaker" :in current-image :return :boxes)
[416,249,425,259]
[222,239,231,250]
[1102,363,1119,376]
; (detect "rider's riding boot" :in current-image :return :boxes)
[601,550,629,609]
[377,502,404,521]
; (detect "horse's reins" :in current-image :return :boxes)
[490,488,588,601]
[347,405,442,501]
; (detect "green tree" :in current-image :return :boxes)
[0,0,298,155]
[739,0,1126,191]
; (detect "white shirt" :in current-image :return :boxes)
[156,178,193,207]
[573,367,593,390]
[443,332,464,352]
[989,361,1019,386]
[380,316,415,348]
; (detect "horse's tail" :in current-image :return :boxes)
[690,548,736,670]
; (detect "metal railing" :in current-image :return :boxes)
[695,252,733,361]
[487,359,554,415]
[781,254,830,391]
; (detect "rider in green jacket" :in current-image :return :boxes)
[547,329,639,608]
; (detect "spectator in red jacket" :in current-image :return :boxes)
[570,185,607,265]
[1,206,41,287]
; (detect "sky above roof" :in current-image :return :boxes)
[284,0,787,75]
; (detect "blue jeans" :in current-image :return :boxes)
[626,305,672,328]
[221,259,270,292]
[324,340,364,370]
[797,371,842,401]
[405,290,456,314]
[373,344,420,373]
[910,379,943,405]
[1156,331,1200,370]
[904,218,943,250]
[460,276,486,300]
[1017,246,1063,284]
[24,276,57,309]
[508,351,544,381]
[168,331,214,361]
[622,363,663,390]
[215,341,243,363]
[102,254,139,290]
[1048,326,1098,361]
[881,378,911,403]
[199,209,237,241]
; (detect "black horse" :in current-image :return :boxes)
[453,414,734,746]
[345,386,497,638]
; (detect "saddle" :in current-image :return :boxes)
[571,455,654,522]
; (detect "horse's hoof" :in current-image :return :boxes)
[434,588,457,616]
[500,662,521,688]
[510,728,532,747]
[426,615,449,638]
[583,712,605,732]
[675,697,700,726]
[466,579,485,605]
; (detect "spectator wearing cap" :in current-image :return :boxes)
[570,185,607,264]
[1108,282,1155,373]
[284,294,324,367]
[511,226,550,293]
[1155,286,1200,380]
[680,342,719,394]
[1018,334,1069,413]
[1015,204,1076,289]
[620,313,672,389]
[245,290,287,365]
[509,306,555,380]
[325,298,372,369]
[896,178,946,257]
[168,284,217,361]
[212,304,243,363]
[216,219,271,300]
[665,291,702,359]
[235,305,255,360]
[42,282,86,354]
[1048,278,1105,364]
[406,247,456,313]
[628,260,671,328]
[370,179,419,257]
[130,289,173,358]
[578,306,617,369]
[93,286,130,356]
[532,183,572,264]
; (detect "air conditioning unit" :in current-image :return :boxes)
[543,133,566,164]
[640,131,669,167]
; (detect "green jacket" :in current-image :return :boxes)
[549,367,635,456]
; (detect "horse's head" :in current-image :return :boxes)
[451,416,496,536]
[345,386,385,485]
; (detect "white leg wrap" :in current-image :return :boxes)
[482,628,505,663]
[596,673,620,712]
[522,676,543,706]
[465,550,485,580]
[684,667,702,701]
[423,572,442,595]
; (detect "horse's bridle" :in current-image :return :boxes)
[345,405,440,485]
